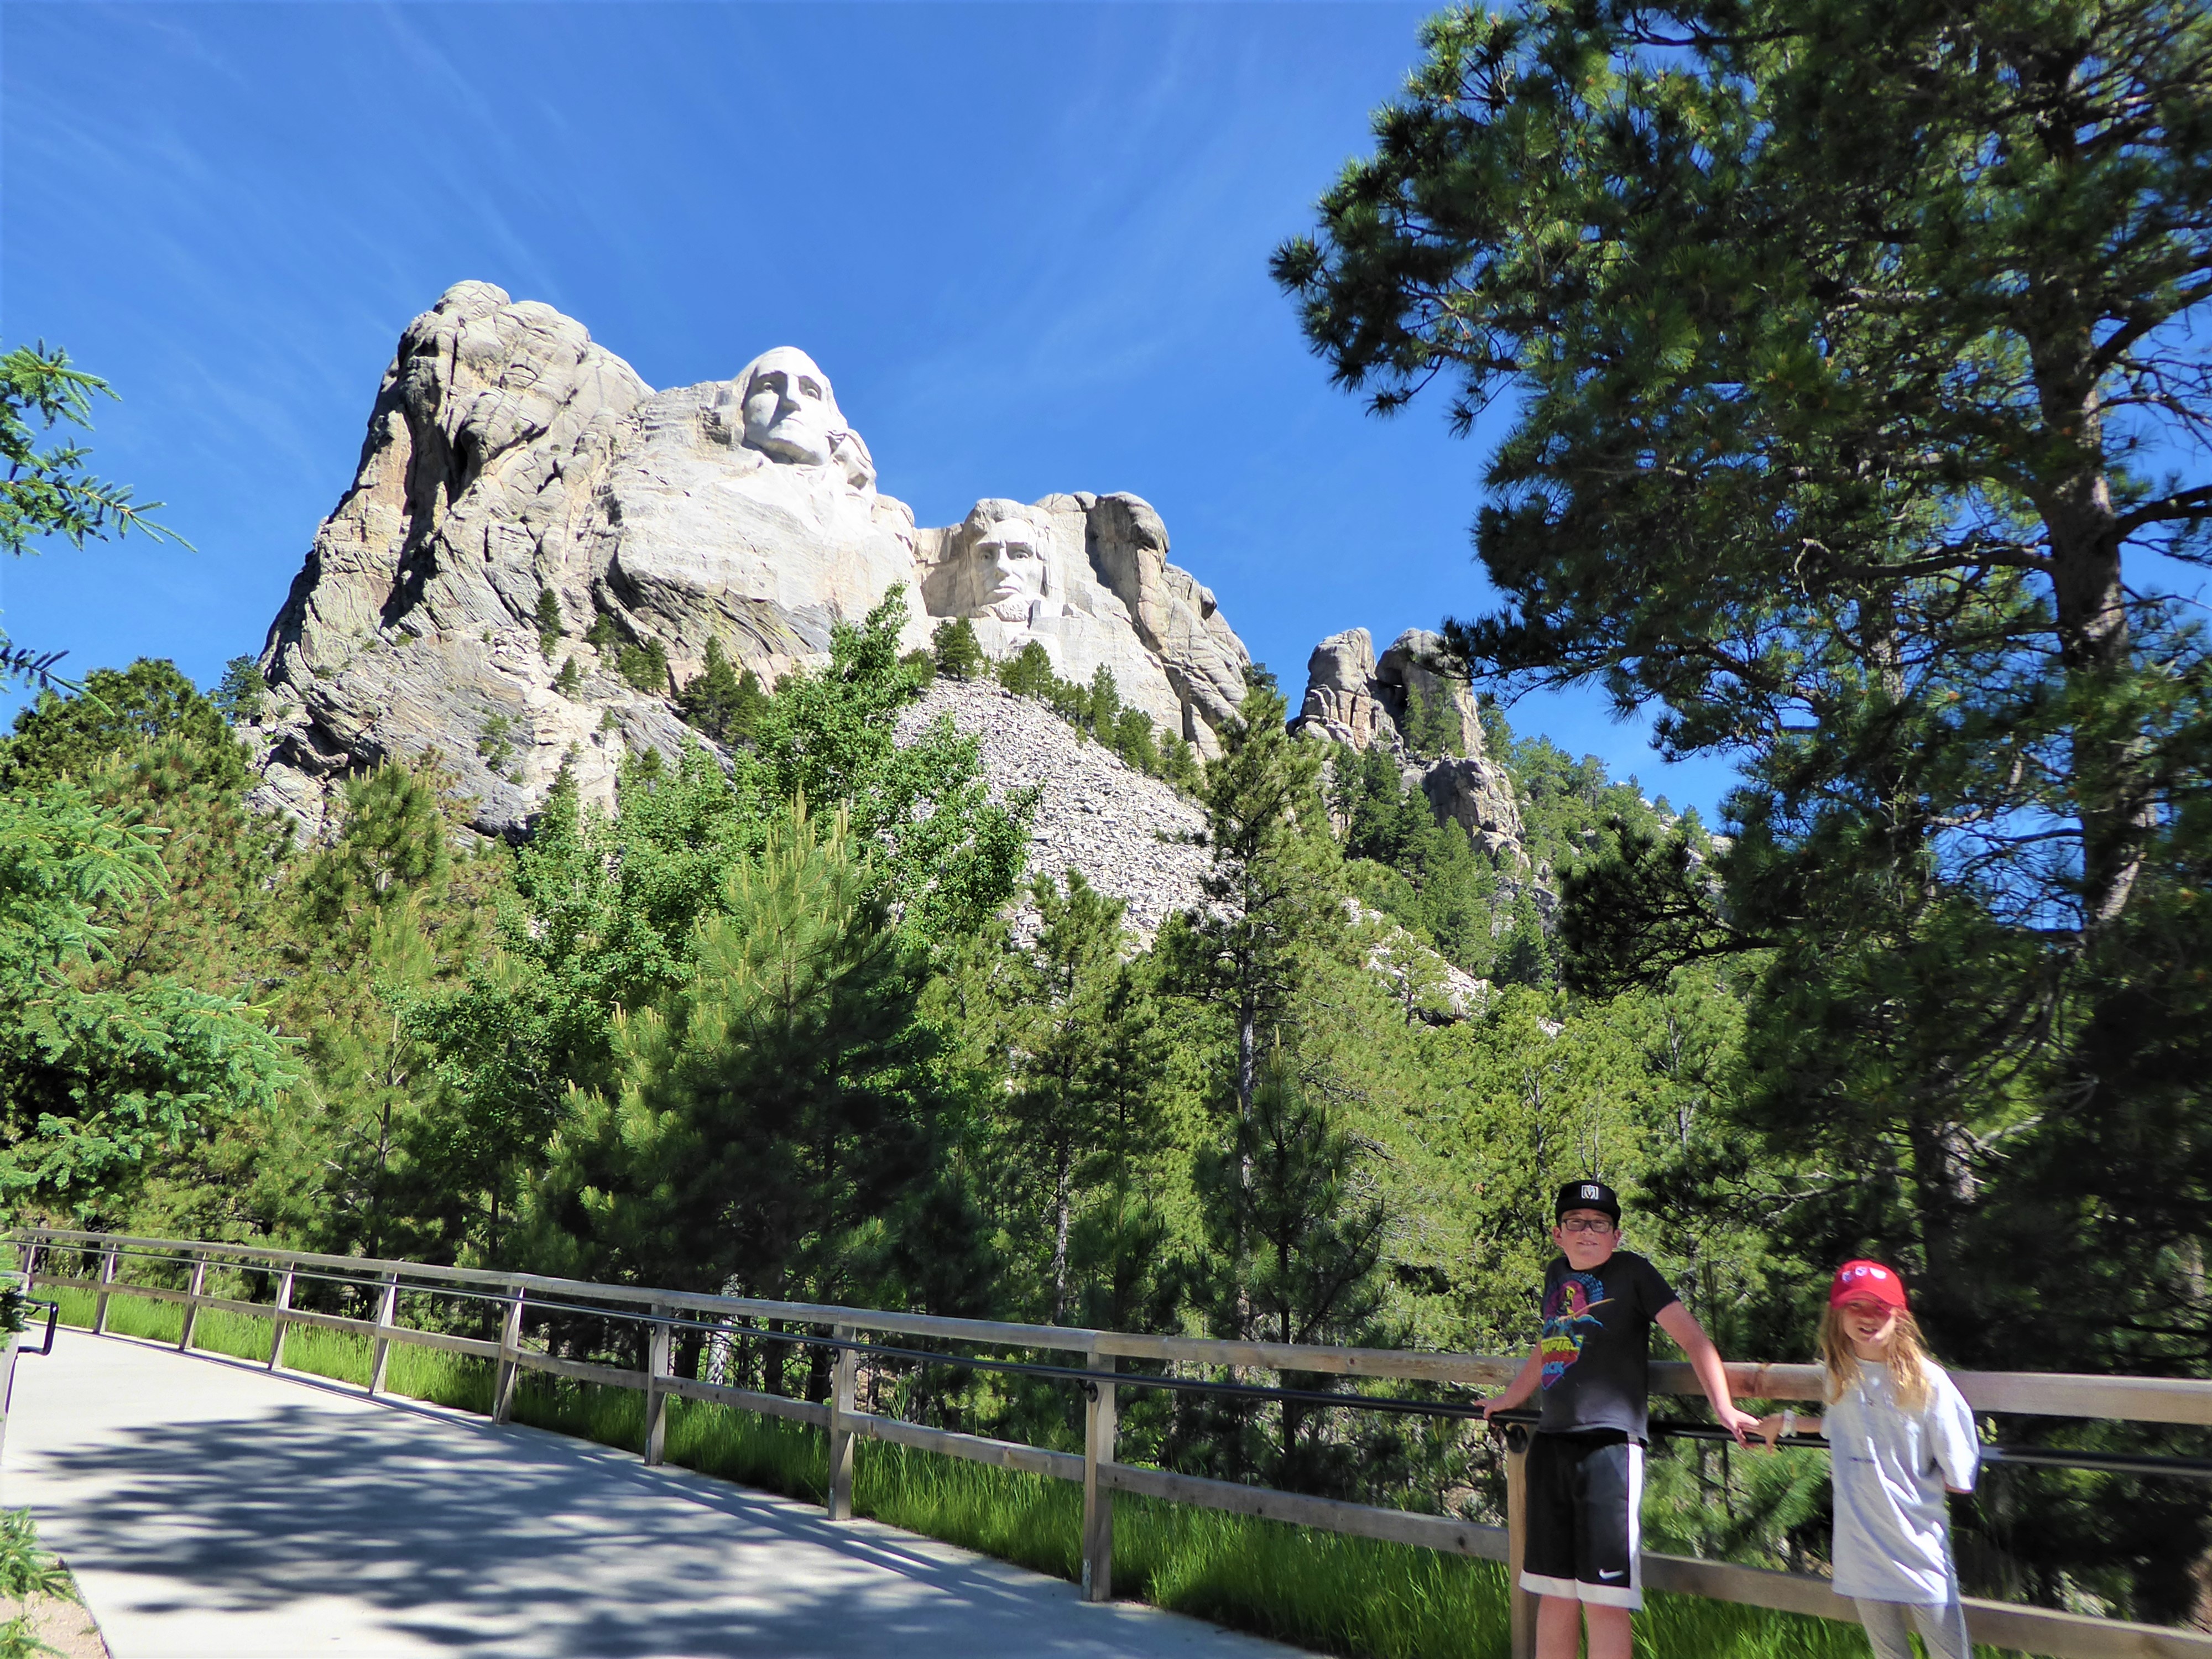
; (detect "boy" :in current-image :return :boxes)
[1481,1180,1760,1658]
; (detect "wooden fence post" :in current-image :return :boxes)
[1082,1353,1118,1603]
[176,1250,207,1353]
[92,1244,119,1336]
[16,1237,39,1296]
[493,1285,526,1423]
[825,1324,857,1521]
[267,1262,295,1370]
[643,1303,671,1468]
[368,1272,401,1396]
[1506,1425,1537,1659]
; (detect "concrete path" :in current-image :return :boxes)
[2,1331,1303,1659]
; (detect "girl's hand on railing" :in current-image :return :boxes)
[1754,1410,1823,1449]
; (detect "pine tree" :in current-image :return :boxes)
[0,659,243,791]
[296,763,452,925]
[1193,1057,1389,1485]
[535,587,565,660]
[676,638,768,744]
[1399,684,1463,760]
[1161,681,1347,1127]
[212,656,267,725]
[997,869,1167,1323]
[617,639,671,695]
[931,617,987,681]
[997,640,1056,700]
[524,806,929,1304]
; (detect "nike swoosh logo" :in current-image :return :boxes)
[1598,1570,1625,1580]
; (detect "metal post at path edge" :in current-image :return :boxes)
[267,1261,295,1370]
[494,1285,526,1423]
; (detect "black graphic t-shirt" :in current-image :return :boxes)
[1535,1249,1679,1442]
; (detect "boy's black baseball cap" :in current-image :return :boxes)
[1554,1180,1621,1224]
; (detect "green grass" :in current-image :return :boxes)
[48,1286,2026,1659]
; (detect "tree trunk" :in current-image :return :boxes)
[1905,1103,1980,1348]
[1236,997,1258,1125]
[1050,1142,1072,1325]
[2029,315,2149,930]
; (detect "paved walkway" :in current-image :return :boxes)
[2,1331,1302,1659]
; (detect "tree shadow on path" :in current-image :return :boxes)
[23,1361,1276,1658]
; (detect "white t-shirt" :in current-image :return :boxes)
[1827,1362,1980,1602]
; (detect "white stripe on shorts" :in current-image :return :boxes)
[1627,1439,1644,1598]
[1519,1571,1582,1598]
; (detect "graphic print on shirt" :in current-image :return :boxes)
[1540,1271,1613,1388]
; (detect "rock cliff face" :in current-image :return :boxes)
[1293,626,1525,862]
[248,283,1251,839]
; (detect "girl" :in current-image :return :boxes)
[1757,1260,1981,1659]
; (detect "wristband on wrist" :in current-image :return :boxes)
[1782,1408,1797,1438]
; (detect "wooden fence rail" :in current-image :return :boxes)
[14,1229,2210,1659]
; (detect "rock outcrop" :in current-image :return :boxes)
[1293,625,1526,863]
[248,283,1251,840]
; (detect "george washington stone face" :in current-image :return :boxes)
[732,346,875,490]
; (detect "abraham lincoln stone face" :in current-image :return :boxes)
[974,515,1052,622]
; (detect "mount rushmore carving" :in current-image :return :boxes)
[246,281,1517,870]
[247,282,1253,838]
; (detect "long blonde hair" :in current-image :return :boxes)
[1820,1303,1936,1413]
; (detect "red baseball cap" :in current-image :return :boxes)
[1830,1259,1908,1312]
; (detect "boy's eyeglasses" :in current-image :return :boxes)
[1557,1218,1616,1234]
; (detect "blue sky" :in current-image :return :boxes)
[3,1,1736,816]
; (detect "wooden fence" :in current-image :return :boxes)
[15,1229,2212,1659]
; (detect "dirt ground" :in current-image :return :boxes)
[27,1589,108,1659]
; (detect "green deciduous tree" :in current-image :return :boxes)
[0,780,289,1211]
[1,343,188,687]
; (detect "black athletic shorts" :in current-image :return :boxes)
[1519,1429,1645,1609]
